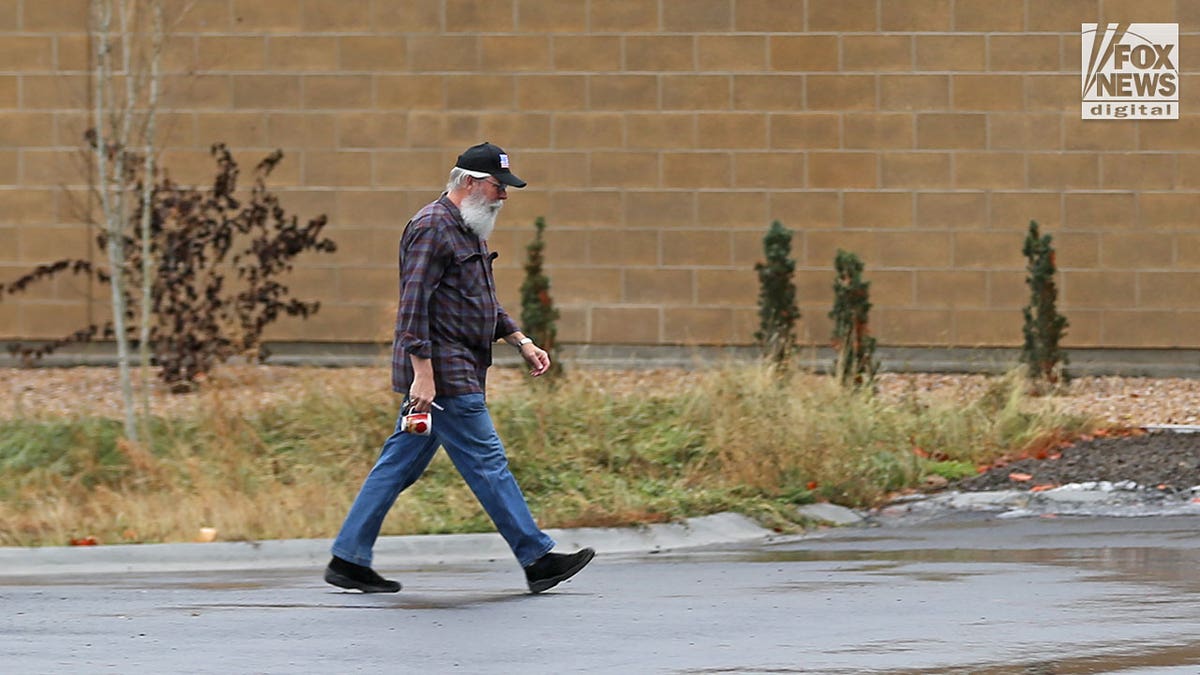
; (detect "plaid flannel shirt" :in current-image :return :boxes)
[392,195,518,396]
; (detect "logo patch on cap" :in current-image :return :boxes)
[499,153,509,169]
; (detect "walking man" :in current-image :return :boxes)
[325,142,594,594]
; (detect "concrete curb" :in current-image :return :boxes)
[0,512,774,577]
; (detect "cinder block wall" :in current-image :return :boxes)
[1,0,1198,351]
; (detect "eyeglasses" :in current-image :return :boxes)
[481,177,506,193]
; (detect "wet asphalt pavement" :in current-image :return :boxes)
[5,515,1200,674]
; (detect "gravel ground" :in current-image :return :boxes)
[2,365,1198,493]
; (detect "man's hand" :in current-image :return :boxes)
[521,343,552,377]
[408,354,437,411]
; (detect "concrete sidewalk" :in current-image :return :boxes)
[0,512,775,577]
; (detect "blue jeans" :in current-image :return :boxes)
[331,393,556,568]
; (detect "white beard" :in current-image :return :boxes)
[460,191,503,241]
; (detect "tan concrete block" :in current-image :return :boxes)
[0,113,55,148]
[625,35,693,71]
[19,301,90,338]
[370,0,441,32]
[590,0,659,32]
[16,224,88,265]
[194,112,267,149]
[515,75,588,111]
[956,152,1026,190]
[22,0,86,31]
[55,111,99,147]
[481,36,552,73]
[407,35,479,72]
[590,151,659,188]
[511,151,589,188]
[916,36,986,71]
[882,0,951,30]
[1027,154,1098,189]
[624,269,693,304]
[988,114,1061,151]
[1102,311,1178,348]
[537,229,589,267]
[625,113,696,148]
[844,114,913,150]
[695,35,767,73]
[304,149,369,186]
[951,310,1015,346]
[806,0,876,31]
[1060,269,1132,309]
[265,36,338,72]
[1062,118,1136,151]
[1137,272,1200,309]
[917,114,986,150]
[339,36,407,72]
[444,0,513,32]
[915,192,986,229]
[373,150,450,189]
[845,193,913,229]
[0,76,17,108]
[663,307,735,344]
[915,270,987,308]
[1140,117,1200,151]
[882,153,952,189]
[953,75,1023,111]
[261,114,335,151]
[193,36,267,72]
[989,35,1059,72]
[0,191,56,225]
[1065,193,1137,230]
[589,229,658,266]
[626,191,696,228]
[476,112,553,149]
[769,113,840,150]
[1025,75,1077,111]
[21,74,88,110]
[160,75,233,110]
[0,150,17,185]
[335,113,407,149]
[768,192,841,229]
[842,35,913,72]
[231,75,301,110]
[0,298,18,337]
[807,152,877,189]
[550,268,622,304]
[696,268,758,306]
[875,308,954,345]
[988,270,1028,308]
[0,37,53,71]
[22,149,84,186]
[1138,194,1200,230]
[1055,309,1100,347]
[1102,0,1177,22]
[1101,155,1175,190]
[283,267,341,305]
[876,231,951,267]
[729,74,806,110]
[660,0,731,31]
[304,0,371,31]
[374,75,446,110]
[54,34,91,72]
[1099,233,1174,269]
[162,0,232,31]
[592,307,660,344]
[806,230,882,267]
[732,151,804,189]
[336,190,407,226]
[1180,234,1200,268]
[662,75,730,110]
[850,269,914,307]
[590,74,657,109]
[552,36,621,71]
[230,0,303,32]
[954,231,1026,268]
[1050,232,1101,269]
[662,230,733,266]
[553,113,623,149]
[406,112,481,150]
[336,267,396,304]
[0,0,15,31]
[304,76,372,110]
[517,0,588,32]
[697,113,768,149]
[806,75,875,111]
[953,0,1023,31]
[663,152,732,189]
[699,191,771,229]
[770,35,838,73]
[880,75,950,111]
[1027,0,1099,31]
[989,194,1062,231]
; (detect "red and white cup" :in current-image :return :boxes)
[401,411,432,435]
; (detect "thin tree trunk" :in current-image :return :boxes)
[137,0,163,426]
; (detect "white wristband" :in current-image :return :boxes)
[517,337,533,347]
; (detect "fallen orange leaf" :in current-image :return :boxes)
[1008,472,1034,482]
[1030,484,1057,492]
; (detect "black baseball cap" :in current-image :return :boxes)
[455,142,527,188]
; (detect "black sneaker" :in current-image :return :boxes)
[324,556,402,593]
[524,548,595,594]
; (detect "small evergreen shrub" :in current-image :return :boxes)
[754,220,800,367]
[1020,220,1069,389]
[519,216,562,379]
[830,249,879,388]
